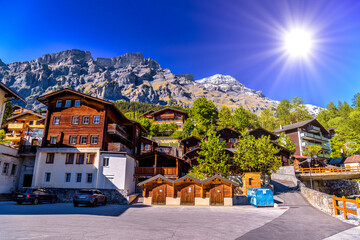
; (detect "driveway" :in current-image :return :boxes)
[0,181,358,240]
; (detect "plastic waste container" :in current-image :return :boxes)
[247,188,256,204]
[249,188,274,207]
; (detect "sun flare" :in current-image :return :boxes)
[284,29,313,57]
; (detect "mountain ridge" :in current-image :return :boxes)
[0,49,322,115]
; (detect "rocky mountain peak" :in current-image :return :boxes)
[36,49,93,65]
[196,74,242,86]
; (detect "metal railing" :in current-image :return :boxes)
[295,166,360,174]
[333,195,360,220]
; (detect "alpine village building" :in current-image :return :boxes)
[141,107,189,130]
[273,119,331,167]
[31,89,146,202]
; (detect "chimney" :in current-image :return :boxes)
[280,125,283,130]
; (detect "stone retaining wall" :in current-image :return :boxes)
[271,166,298,185]
[298,182,334,215]
[47,188,129,204]
[320,180,360,197]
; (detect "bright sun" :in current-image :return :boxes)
[284,29,313,57]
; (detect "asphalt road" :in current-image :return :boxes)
[0,181,358,240]
[238,180,355,240]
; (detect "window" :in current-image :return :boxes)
[230,138,234,143]
[69,136,77,145]
[219,138,224,143]
[80,136,87,145]
[72,116,79,125]
[145,144,150,151]
[74,100,81,107]
[93,116,100,124]
[87,154,95,164]
[103,157,109,167]
[76,154,85,164]
[141,144,144,151]
[2,163,9,174]
[56,100,62,107]
[87,173,93,183]
[76,173,82,183]
[46,153,55,163]
[53,116,60,125]
[50,136,57,145]
[90,136,98,144]
[36,121,40,125]
[65,153,75,164]
[65,173,71,182]
[82,116,90,124]
[45,172,51,182]
[136,129,139,137]
[10,164,17,175]
[29,120,34,125]
[65,100,71,107]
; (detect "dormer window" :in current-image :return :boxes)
[74,100,81,107]
[56,100,62,108]
[65,100,71,107]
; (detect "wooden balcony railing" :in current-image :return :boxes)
[295,166,360,174]
[107,124,128,139]
[8,123,24,129]
[333,195,360,220]
[135,167,177,176]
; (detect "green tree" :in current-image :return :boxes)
[290,97,312,123]
[183,118,195,135]
[352,93,360,110]
[233,130,281,175]
[303,145,323,158]
[260,108,278,131]
[329,134,347,158]
[0,129,6,140]
[2,101,12,125]
[277,132,296,153]
[276,100,292,126]
[137,118,152,133]
[232,106,260,130]
[218,106,233,129]
[149,124,159,136]
[191,97,218,129]
[190,129,230,178]
[167,123,178,135]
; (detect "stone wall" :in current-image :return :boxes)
[298,182,334,215]
[320,180,360,197]
[46,188,129,204]
[271,166,298,185]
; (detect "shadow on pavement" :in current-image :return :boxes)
[0,202,150,217]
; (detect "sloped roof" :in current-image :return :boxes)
[0,82,25,102]
[202,175,239,186]
[328,157,345,165]
[137,174,174,186]
[145,107,188,118]
[344,155,360,163]
[7,111,45,121]
[273,119,315,133]
[180,136,201,143]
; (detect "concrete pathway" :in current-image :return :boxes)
[237,180,356,240]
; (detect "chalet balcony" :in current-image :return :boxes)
[8,123,24,130]
[135,167,178,176]
[307,125,321,132]
[300,132,329,142]
[301,142,330,150]
[107,124,129,141]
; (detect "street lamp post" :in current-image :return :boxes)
[306,156,313,189]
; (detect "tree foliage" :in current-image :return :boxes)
[2,101,12,125]
[183,118,195,135]
[218,106,234,129]
[303,145,323,158]
[233,130,281,175]
[0,129,5,140]
[191,97,218,129]
[190,129,230,178]
[277,132,296,153]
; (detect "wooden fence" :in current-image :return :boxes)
[295,166,360,174]
[332,195,360,220]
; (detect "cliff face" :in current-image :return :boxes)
[0,49,321,115]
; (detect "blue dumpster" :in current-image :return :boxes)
[249,188,274,207]
[247,188,256,204]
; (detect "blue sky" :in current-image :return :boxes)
[1,0,360,108]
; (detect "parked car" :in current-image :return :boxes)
[13,188,57,205]
[73,189,107,207]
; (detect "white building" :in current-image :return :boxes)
[0,82,25,124]
[0,144,22,193]
[32,148,136,194]
[343,155,360,167]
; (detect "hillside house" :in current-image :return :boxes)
[141,107,188,130]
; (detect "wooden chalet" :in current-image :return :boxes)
[140,136,159,154]
[138,174,238,206]
[141,107,189,130]
[180,136,201,156]
[135,150,188,180]
[37,88,145,155]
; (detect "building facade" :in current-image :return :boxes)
[0,82,25,124]
[141,107,188,130]
[32,89,145,200]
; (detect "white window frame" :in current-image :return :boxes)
[50,136,57,145]
[72,116,79,125]
[82,116,90,125]
[103,157,109,167]
[80,136,87,145]
[69,136,77,145]
[93,116,100,124]
[53,116,60,125]
[90,136,98,144]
